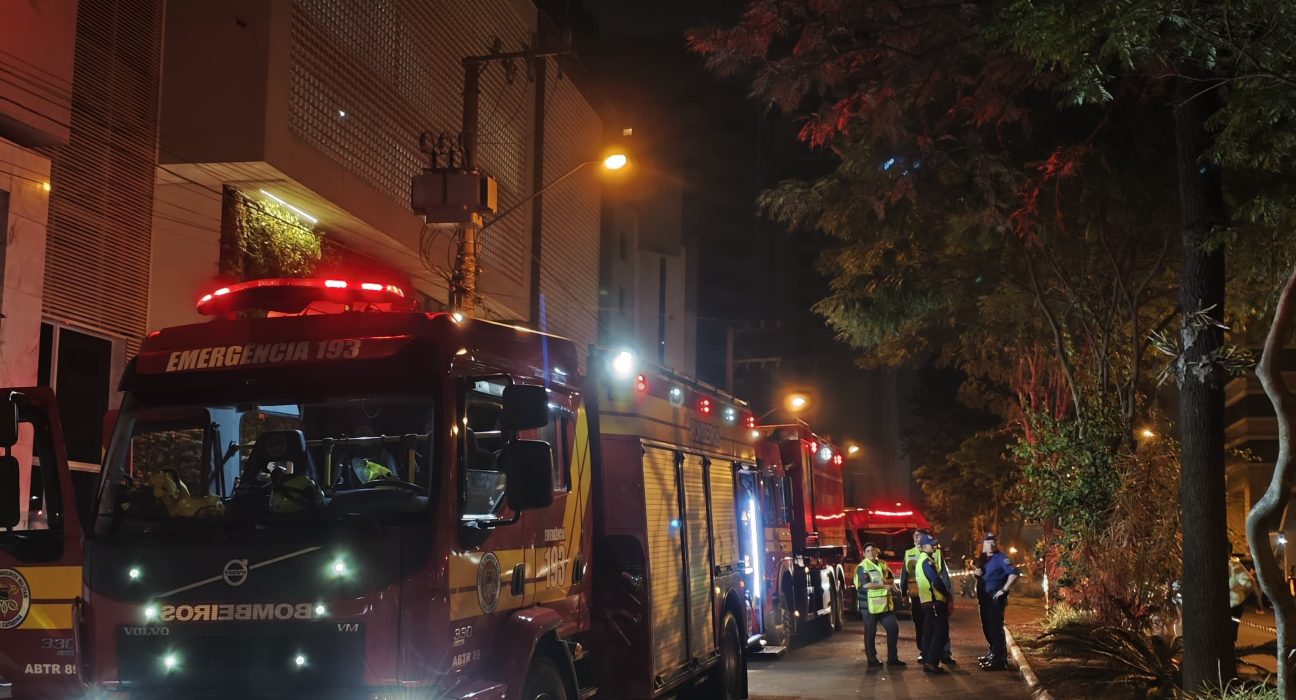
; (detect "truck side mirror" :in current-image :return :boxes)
[0,394,18,449]
[501,385,549,431]
[500,439,554,512]
[0,456,19,528]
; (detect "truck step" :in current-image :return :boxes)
[752,645,788,658]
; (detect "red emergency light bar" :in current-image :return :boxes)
[196,278,412,316]
[869,509,915,517]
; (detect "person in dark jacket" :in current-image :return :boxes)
[975,533,1019,671]
[915,533,952,674]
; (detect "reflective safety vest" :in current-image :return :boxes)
[905,546,943,598]
[855,558,894,614]
[916,551,947,604]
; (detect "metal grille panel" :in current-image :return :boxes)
[643,446,687,678]
[43,0,164,354]
[539,72,601,349]
[709,460,739,569]
[681,452,715,657]
[288,0,532,285]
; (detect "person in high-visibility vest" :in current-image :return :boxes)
[916,532,953,675]
[855,542,906,669]
[898,529,956,664]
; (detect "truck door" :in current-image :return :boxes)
[0,388,84,699]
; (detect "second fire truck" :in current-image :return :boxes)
[736,422,848,650]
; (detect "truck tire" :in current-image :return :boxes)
[829,580,844,632]
[776,588,798,645]
[521,657,569,700]
[710,611,746,699]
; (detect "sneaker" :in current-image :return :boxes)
[922,664,947,674]
[867,659,884,669]
[942,656,958,666]
[888,658,907,667]
[982,661,1009,672]
[977,654,993,664]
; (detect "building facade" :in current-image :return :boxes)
[1,0,605,502]
[152,0,603,352]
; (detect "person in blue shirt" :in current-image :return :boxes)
[974,533,1019,671]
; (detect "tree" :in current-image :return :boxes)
[1246,264,1296,696]
[998,0,1296,686]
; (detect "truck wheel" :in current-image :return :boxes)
[777,589,798,645]
[711,612,746,699]
[521,657,569,700]
[830,581,844,632]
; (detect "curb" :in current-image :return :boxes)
[1005,625,1053,700]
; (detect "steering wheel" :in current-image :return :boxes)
[360,478,428,497]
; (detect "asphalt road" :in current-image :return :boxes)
[749,601,1032,700]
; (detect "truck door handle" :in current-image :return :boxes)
[512,564,526,596]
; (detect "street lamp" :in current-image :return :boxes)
[445,150,629,317]
[847,445,861,457]
[786,392,811,413]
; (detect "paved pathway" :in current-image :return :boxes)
[749,598,1033,699]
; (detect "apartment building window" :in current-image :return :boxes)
[37,322,120,466]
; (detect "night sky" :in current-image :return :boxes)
[538,0,940,505]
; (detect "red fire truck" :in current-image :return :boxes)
[840,505,932,616]
[737,422,847,650]
[0,277,755,700]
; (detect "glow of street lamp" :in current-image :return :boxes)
[847,445,861,456]
[603,153,629,170]
[786,393,810,412]
[1139,428,1156,440]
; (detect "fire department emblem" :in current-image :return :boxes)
[0,568,31,630]
[477,553,501,614]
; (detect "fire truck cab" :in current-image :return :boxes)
[841,505,931,616]
[0,278,750,700]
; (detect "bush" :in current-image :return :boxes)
[1043,602,1094,633]
[1036,620,1181,698]
[1185,679,1278,699]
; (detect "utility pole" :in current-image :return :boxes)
[725,320,782,394]
[456,41,567,315]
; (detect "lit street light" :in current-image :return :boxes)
[847,445,861,457]
[786,392,811,413]
[1139,427,1156,440]
[603,152,629,170]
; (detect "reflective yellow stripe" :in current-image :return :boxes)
[18,603,73,630]
[16,566,81,600]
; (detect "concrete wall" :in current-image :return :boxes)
[148,182,222,331]
[0,0,78,147]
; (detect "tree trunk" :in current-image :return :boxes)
[1174,64,1233,692]
[1246,264,1296,698]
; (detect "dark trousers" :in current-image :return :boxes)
[981,594,1008,659]
[909,596,924,652]
[921,601,950,667]
[977,590,992,650]
[864,609,899,661]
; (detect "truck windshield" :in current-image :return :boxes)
[93,396,435,537]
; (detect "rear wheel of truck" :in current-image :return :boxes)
[829,579,844,632]
[709,611,746,699]
[776,587,798,645]
[521,657,569,700]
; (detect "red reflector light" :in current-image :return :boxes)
[635,374,649,392]
[196,278,414,315]
[744,414,756,429]
[698,398,712,415]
